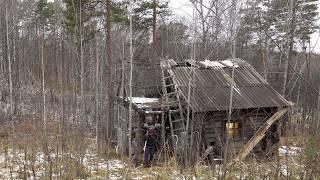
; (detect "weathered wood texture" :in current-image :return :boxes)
[230,108,289,165]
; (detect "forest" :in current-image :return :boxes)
[0,0,320,179]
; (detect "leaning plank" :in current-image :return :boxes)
[228,108,289,166]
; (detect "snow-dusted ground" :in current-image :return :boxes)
[0,149,127,179]
[0,145,308,179]
[279,146,302,157]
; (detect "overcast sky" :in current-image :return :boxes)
[169,0,320,53]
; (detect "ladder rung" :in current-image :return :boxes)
[169,109,180,113]
[167,91,177,96]
[165,83,175,87]
[173,128,185,132]
[172,119,184,123]
[164,76,172,79]
[165,100,178,104]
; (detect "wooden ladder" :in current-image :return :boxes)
[160,60,186,154]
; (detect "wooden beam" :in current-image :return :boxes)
[228,107,289,166]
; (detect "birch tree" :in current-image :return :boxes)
[105,0,113,145]
[5,0,15,151]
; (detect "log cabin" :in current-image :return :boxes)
[117,58,290,164]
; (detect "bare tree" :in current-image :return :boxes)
[282,0,295,97]
[5,0,16,152]
[152,0,158,63]
[105,0,113,144]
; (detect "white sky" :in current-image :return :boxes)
[169,0,193,18]
[169,0,320,53]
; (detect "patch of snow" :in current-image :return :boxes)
[109,173,122,180]
[279,146,302,157]
[98,159,125,170]
[221,60,239,68]
[128,97,159,104]
[199,59,225,68]
[0,154,5,164]
[0,168,18,179]
[280,165,290,177]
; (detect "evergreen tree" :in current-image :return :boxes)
[122,0,170,31]
[271,0,318,48]
[63,0,95,46]
[35,0,55,29]
[156,22,190,60]
[240,0,318,51]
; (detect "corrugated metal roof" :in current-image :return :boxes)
[170,59,289,112]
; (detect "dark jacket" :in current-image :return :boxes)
[143,123,160,147]
[145,132,157,147]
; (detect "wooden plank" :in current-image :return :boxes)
[228,108,289,166]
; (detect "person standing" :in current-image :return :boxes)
[143,119,160,168]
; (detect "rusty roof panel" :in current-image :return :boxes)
[171,59,289,112]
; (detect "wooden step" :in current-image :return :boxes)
[162,103,179,108]
[169,109,181,113]
[172,118,184,123]
[167,91,177,96]
[171,113,182,118]
[173,128,185,132]
[166,100,178,105]
[165,83,175,87]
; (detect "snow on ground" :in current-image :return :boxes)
[0,149,128,179]
[280,165,289,177]
[0,145,305,179]
[279,146,302,157]
[98,160,125,170]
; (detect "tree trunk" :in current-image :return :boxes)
[282,0,295,97]
[59,38,65,154]
[105,0,113,143]
[261,32,268,80]
[95,34,100,153]
[152,0,157,63]
[6,0,15,152]
[230,0,237,59]
[128,5,134,162]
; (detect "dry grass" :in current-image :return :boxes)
[0,120,319,179]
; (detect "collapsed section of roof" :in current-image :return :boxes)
[169,58,290,112]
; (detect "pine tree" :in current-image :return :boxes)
[239,0,318,87]
[270,0,319,50]
[63,0,96,48]
[124,0,170,31]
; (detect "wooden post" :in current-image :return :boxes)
[224,65,235,163]
[316,86,320,132]
[229,108,289,166]
[181,131,187,171]
[161,108,165,151]
[128,6,133,163]
[318,86,320,111]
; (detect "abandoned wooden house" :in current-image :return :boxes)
[116,58,290,163]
